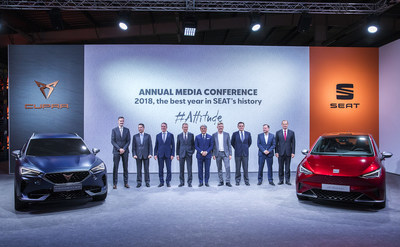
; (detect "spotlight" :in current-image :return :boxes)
[367,25,378,33]
[183,15,197,36]
[250,15,261,32]
[118,11,131,31]
[367,15,379,34]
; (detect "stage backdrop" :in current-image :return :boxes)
[84,45,310,173]
[8,45,84,173]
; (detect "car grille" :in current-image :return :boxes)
[45,171,89,184]
[312,189,362,202]
[48,190,89,200]
[304,175,372,187]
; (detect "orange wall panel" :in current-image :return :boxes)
[310,47,379,146]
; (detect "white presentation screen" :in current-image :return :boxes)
[84,45,310,173]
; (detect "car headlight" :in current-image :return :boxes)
[20,167,42,176]
[91,163,105,173]
[361,168,381,179]
[299,164,313,175]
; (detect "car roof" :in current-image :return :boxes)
[321,132,371,138]
[30,133,81,139]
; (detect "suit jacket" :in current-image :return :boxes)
[275,129,296,156]
[132,132,153,159]
[176,132,195,158]
[257,132,276,158]
[195,133,214,159]
[154,132,175,158]
[212,131,232,157]
[111,126,131,154]
[231,131,252,157]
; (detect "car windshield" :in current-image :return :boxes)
[311,136,374,156]
[26,138,91,156]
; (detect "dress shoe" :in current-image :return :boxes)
[178,183,184,187]
[136,184,141,188]
[269,181,275,186]
[124,184,130,188]
[188,183,192,187]
[245,182,250,186]
[236,182,240,186]
[278,181,284,185]
[158,183,164,187]
[226,182,232,187]
[218,182,224,186]
[113,185,117,189]
[286,181,292,186]
[167,183,171,187]
[205,183,210,187]
[146,183,150,187]
[198,183,203,187]
[257,181,262,185]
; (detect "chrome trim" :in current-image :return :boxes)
[297,192,317,199]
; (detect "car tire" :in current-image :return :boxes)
[14,189,26,211]
[297,194,309,201]
[93,191,107,201]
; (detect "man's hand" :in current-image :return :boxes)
[176,155,180,161]
[133,155,137,159]
[119,148,125,154]
[275,153,279,158]
[148,155,152,159]
[264,150,270,155]
[291,153,295,158]
[170,156,174,160]
[229,155,232,160]
[212,156,216,160]
[154,155,158,160]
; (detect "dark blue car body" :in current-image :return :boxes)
[12,133,107,211]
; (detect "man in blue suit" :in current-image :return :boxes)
[176,123,195,187]
[257,124,276,186]
[132,123,153,188]
[231,122,252,186]
[111,116,131,189]
[195,125,214,187]
[275,120,296,185]
[154,122,175,187]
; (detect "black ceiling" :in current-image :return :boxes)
[1,1,400,63]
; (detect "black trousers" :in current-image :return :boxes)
[179,155,193,184]
[278,155,291,182]
[113,152,129,185]
[235,156,249,183]
[136,158,150,184]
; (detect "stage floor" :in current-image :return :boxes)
[0,172,399,247]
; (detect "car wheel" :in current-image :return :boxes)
[373,200,386,209]
[14,189,26,211]
[297,194,309,201]
[93,191,107,201]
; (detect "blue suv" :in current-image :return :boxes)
[12,133,108,211]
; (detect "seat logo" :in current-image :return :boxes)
[35,80,59,99]
[336,84,354,100]
[63,173,73,182]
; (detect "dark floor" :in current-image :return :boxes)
[0,172,399,247]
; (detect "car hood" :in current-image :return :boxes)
[25,154,98,173]
[305,155,378,176]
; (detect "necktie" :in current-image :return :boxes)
[203,134,205,140]
[241,131,244,142]
[184,133,187,140]
[140,133,143,144]
[120,128,123,137]
[163,132,166,142]
[284,130,287,141]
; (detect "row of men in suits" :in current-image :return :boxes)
[111,117,295,189]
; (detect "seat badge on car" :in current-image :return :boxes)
[63,173,73,182]
[333,169,340,173]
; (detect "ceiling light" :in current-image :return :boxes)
[367,25,378,34]
[119,21,128,31]
[250,14,261,32]
[183,15,197,36]
[118,11,130,31]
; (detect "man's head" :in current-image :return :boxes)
[161,122,168,132]
[118,116,124,127]
[138,123,145,133]
[182,123,188,133]
[200,125,207,135]
[237,122,245,131]
[281,120,289,130]
[263,124,270,134]
[217,122,224,133]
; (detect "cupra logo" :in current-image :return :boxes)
[34,80,59,99]
[63,173,73,182]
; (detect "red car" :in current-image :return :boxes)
[296,133,392,209]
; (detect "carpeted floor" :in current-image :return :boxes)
[0,172,399,247]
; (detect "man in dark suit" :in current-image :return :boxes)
[275,120,296,185]
[212,122,232,187]
[111,116,131,189]
[176,123,195,187]
[154,122,175,187]
[132,123,153,188]
[257,124,276,186]
[195,125,214,187]
[231,121,252,186]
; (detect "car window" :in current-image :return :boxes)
[26,138,91,156]
[311,136,374,156]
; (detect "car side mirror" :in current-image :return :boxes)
[301,149,309,155]
[92,148,100,155]
[381,151,393,160]
[11,150,21,159]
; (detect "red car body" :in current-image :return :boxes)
[296,133,392,208]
